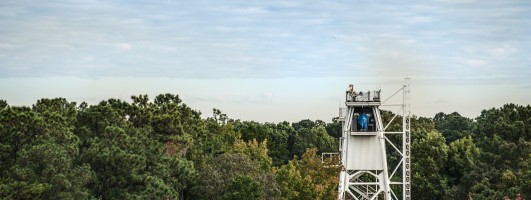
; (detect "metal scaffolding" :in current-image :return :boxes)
[337,79,411,200]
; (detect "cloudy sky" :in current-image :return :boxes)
[1,0,530,122]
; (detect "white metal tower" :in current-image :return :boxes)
[337,80,411,200]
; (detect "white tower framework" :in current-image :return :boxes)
[337,79,411,200]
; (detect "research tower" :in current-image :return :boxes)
[337,80,411,200]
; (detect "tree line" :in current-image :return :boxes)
[0,94,529,199]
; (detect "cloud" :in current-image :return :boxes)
[465,59,488,66]
[406,16,433,24]
[0,42,15,48]
[0,0,529,83]
[115,43,132,50]
[488,45,518,57]
[210,5,269,15]
[437,0,479,3]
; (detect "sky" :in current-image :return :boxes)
[1,0,530,122]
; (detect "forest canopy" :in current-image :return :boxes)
[0,94,529,199]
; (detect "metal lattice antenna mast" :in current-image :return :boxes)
[403,78,411,200]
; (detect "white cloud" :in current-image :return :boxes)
[437,0,479,3]
[0,42,15,48]
[390,51,401,58]
[465,59,488,66]
[116,43,132,50]
[271,1,301,8]
[488,45,517,57]
[84,56,94,61]
[407,16,433,24]
[0,0,529,82]
[211,26,249,32]
[262,32,294,38]
[212,6,269,15]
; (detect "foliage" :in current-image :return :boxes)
[222,175,264,200]
[0,96,529,200]
[191,152,279,200]
[434,112,475,144]
[292,126,337,158]
[275,148,340,200]
[411,131,449,199]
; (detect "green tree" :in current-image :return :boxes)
[275,148,340,200]
[292,119,318,131]
[470,178,499,199]
[411,131,449,199]
[292,126,336,158]
[434,112,475,144]
[267,122,294,166]
[469,104,531,198]
[191,153,279,200]
[275,161,304,200]
[0,99,7,109]
[191,139,279,200]
[325,117,342,138]
[222,175,264,200]
[76,97,196,199]
[231,139,273,171]
[0,99,92,199]
[234,121,271,143]
[444,136,480,199]
[447,136,480,180]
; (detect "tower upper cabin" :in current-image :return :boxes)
[341,84,382,134]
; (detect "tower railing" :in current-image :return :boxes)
[346,90,381,102]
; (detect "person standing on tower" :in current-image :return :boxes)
[346,84,356,101]
[358,112,368,131]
